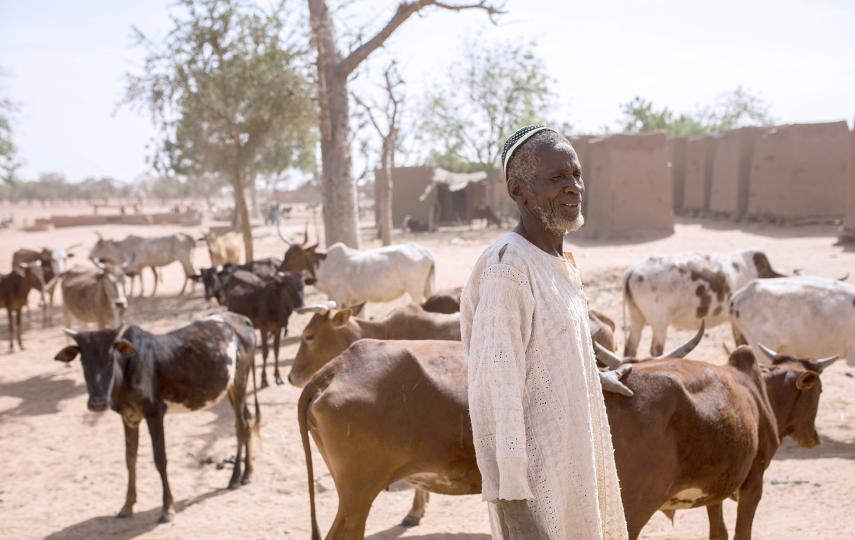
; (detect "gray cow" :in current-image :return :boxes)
[90,233,196,296]
[61,259,129,330]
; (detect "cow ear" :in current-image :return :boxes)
[331,309,352,327]
[349,302,366,317]
[55,346,80,363]
[795,371,819,391]
[113,339,137,357]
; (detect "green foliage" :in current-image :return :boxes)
[1,97,22,184]
[417,40,555,170]
[0,173,136,202]
[619,86,774,136]
[122,0,317,187]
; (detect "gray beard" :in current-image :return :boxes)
[535,207,585,235]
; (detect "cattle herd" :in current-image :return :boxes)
[1,224,854,539]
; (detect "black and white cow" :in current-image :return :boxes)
[54,312,258,524]
[623,250,784,356]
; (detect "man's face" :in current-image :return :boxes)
[520,142,585,234]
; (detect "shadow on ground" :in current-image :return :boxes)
[44,488,230,540]
[0,370,85,420]
[775,435,855,461]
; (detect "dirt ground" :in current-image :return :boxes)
[1,205,853,540]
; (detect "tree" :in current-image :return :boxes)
[619,86,774,136]
[0,97,22,185]
[417,39,553,171]
[352,61,404,246]
[124,0,316,261]
[308,0,503,248]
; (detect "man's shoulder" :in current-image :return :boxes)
[473,234,531,284]
[477,234,527,266]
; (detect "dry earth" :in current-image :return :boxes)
[1,206,853,539]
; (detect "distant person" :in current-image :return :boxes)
[461,125,631,539]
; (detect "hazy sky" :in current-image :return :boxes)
[1,0,853,182]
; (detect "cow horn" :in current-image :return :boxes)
[756,343,779,361]
[62,328,79,337]
[809,355,839,373]
[295,303,332,315]
[302,222,309,246]
[658,320,705,359]
[593,341,624,369]
[95,231,103,240]
[838,273,849,282]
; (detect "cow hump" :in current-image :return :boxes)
[727,345,759,373]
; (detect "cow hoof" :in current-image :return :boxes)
[116,508,133,519]
[240,476,251,486]
[275,376,284,386]
[260,379,269,389]
[401,516,421,528]
[158,512,174,524]
[228,479,241,490]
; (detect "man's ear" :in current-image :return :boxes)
[55,345,80,363]
[507,177,525,205]
[113,339,137,356]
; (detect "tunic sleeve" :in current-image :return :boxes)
[466,263,535,502]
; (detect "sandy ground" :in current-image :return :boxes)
[1,208,853,539]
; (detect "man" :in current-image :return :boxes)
[461,125,630,539]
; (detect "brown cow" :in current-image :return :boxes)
[290,302,622,388]
[420,287,462,314]
[298,339,833,539]
[419,287,618,353]
[0,261,46,351]
[288,302,460,387]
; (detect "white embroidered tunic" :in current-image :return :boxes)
[461,232,628,540]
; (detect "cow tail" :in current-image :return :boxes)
[424,261,436,300]
[298,381,321,540]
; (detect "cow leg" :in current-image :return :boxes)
[733,467,764,540]
[623,297,646,356]
[327,485,382,540]
[145,411,175,523]
[706,503,728,540]
[273,328,284,385]
[117,419,140,518]
[6,307,13,352]
[401,488,430,527]
[150,267,159,297]
[226,389,245,490]
[649,321,668,357]
[15,308,23,350]
[259,330,269,389]
[731,321,747,346]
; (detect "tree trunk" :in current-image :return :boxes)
[309,0,360,248]
[232,169,254,262]
[378,136,393,245]
[249,175,260,219]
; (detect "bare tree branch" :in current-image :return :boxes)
[337,1,504,78]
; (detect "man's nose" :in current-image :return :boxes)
[564,177,585,196]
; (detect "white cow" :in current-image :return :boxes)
[280,239,436,307]
[623,249,785,356]
[730,276,855,366]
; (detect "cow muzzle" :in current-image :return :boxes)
[87,398,109,412]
